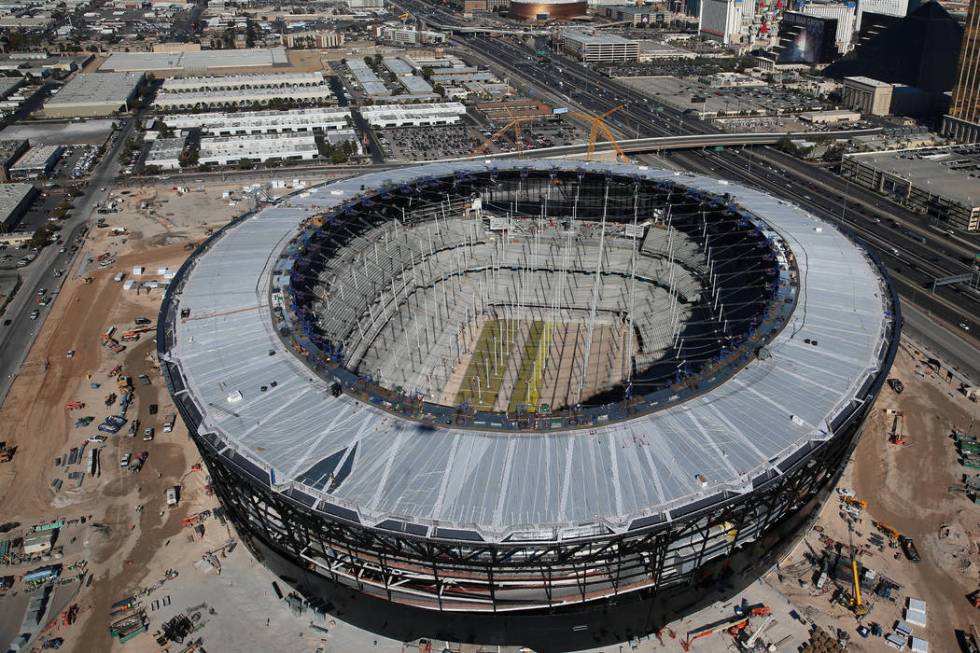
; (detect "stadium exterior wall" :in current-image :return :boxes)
[156,164,901,650]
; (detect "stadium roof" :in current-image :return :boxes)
[164,160,892,543]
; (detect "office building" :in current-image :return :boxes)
[842,76,893,115]
[824,2,962,94]
[699,0,744,44]
[9,145,63,179]
[944,0,980,142]
[776,13,839,64]
[0,183,37,231]
[801,1,856,52]
[0,139,29,182]
[856,0,908,30]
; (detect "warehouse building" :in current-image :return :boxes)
[0,183,37,231]
[153,84,335,111]
[145,137,187,170]
[0,139,29,182]
[161,107,351,136]
[346,59,391,98]
[359,102,467,128]
[160,72,325,94]
[9,144,63,179]
[41,72,144,118]
[398,75,436,98]
[198,133,320,166]
[560,31,639,63]
[841,146,980,232]
[101,48,289,73]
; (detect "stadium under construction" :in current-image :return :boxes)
[158,160,900,650]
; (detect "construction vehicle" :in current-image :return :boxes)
[963,626,980,653]
[681,605,769,651]
[887,409,906,445]
[116,375,131,391]
[120,327,153,342]
[887,378,904,393]
[969,589,980,608]
[0,442,13,463]
[841,496,867,509]
[873,520,900,543]
[849,557,869,617]
[899,535,921,562]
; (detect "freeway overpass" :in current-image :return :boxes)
[125,128,882,184]
[510,128,883,159]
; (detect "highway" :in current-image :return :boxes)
[0,118,136,406]
[667,148,980,377]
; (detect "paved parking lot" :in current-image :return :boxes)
[379,124,482,161]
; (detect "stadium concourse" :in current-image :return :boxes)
[157,160,899,649]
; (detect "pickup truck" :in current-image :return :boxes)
[97,415,127,434]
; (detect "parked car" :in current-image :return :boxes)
[142,427,154,441]
[148,404,158,415]
[119,453,131,467]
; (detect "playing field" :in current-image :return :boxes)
[451,318,633,413]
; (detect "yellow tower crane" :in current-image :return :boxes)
[472,108,540,158]
[570,105,629,162]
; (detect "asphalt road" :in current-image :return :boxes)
[0,118,136,407]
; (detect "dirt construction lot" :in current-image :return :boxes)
[769,341,980,652]
[0,180,269,652]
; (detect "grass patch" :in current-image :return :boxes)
[508,321,549,414]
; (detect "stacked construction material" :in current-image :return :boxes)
[109,596,147,643]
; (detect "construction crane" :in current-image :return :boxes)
[569,105,629,162]
[399,11,411,21]
[473,108,539,158]
[848,522,869,618]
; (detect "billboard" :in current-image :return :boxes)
[777,12,838,63]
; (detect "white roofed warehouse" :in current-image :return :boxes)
[158,160,900,650]
[41,72,144,118]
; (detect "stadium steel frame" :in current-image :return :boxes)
[158,161,901,648]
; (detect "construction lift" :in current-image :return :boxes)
[569,105,629,162]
